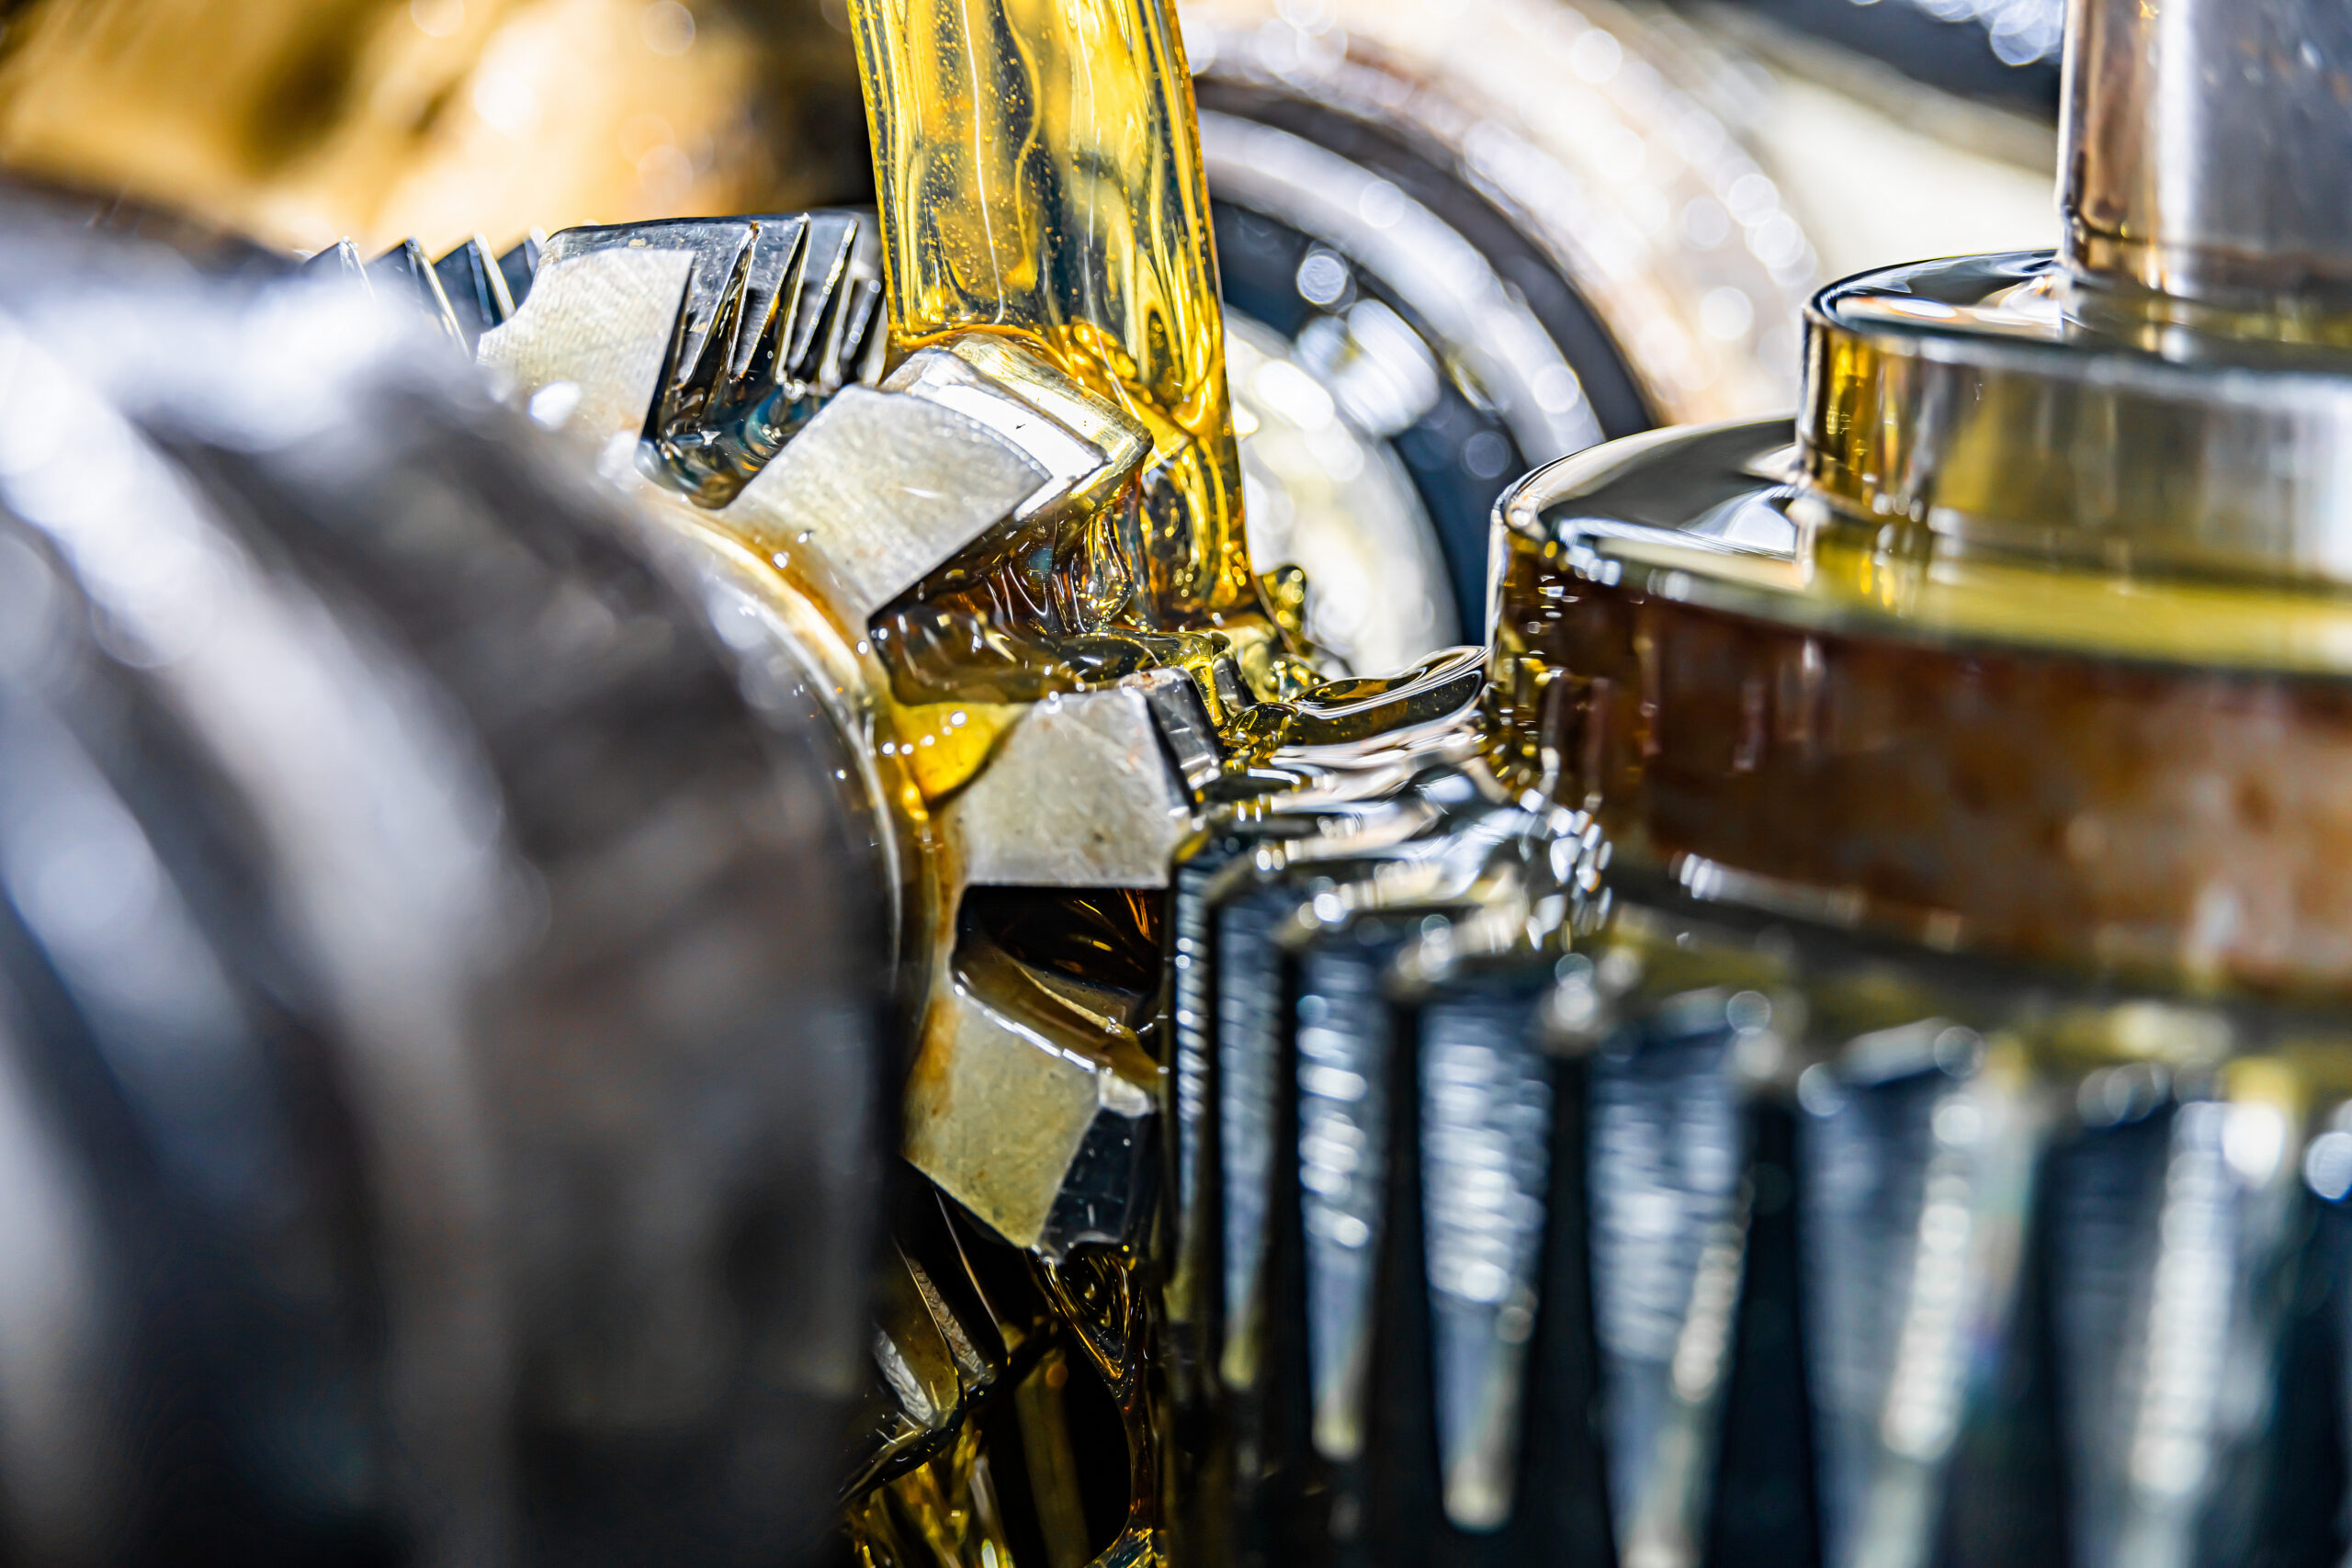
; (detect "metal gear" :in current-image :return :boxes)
[0,190,891,1568]
[18,0,2352,1565]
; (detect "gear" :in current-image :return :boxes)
[19,0,2335,1564]
[0,194,890,1567]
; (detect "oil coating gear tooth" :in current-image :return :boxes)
[910,974,1161,1258]
[883,341,1152,525]
[725,379,1063,618]
[851,1186,1066,1505]
[682,210,884,499]
[486,229,1182,1268]
[944,684,1196,891]
[482,227,1145,622]
[1129,665,1224,795]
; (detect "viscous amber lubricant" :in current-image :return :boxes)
[838,0,1272,1555]
[844,0,1247,626]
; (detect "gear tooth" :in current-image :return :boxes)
[365,238,469,350]
[542,220,760,410]
[301,237,367,285]
[729,214,810,386]
[666,233,757,419]
[546,212,880,505]
[495,231,544,310]
[364,237,432,290]
[784,213,860,381]
[432,235,513,347]
[833,275,886,389]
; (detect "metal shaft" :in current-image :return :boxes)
[2063,0,2352,332]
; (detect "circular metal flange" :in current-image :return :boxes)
[1802,250,2352,589]
[1498,416,2352,996]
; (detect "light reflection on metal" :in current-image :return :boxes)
[1420,987,1553,1531]
[2064,0,2352,340]
[1874,0,2064,66]
[2047,1087,2302,1568]
[0,220,894,1562]
[1182,0,1816,423]
[1201,113,1604,464]
[1471,2,2352,1563]
[1226,313,1454,673]
[1295,942,1391,1461]
[1215,888,1287,1391]
[1589,993,1748,1568]
[1801,1025,2041,1568]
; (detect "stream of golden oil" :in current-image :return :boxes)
[838,0,1234,1556]
[842,0,1257,640]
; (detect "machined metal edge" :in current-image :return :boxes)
[1796,252,2352,588]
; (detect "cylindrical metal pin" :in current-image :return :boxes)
[2064,0,2352,338]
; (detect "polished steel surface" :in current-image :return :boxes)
[1771,0,2352,592]
[2063,0,2352,339]
[11,0,2346,1565]
[1801,252,2352,592]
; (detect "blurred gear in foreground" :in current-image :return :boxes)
[0,190,889,1566]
